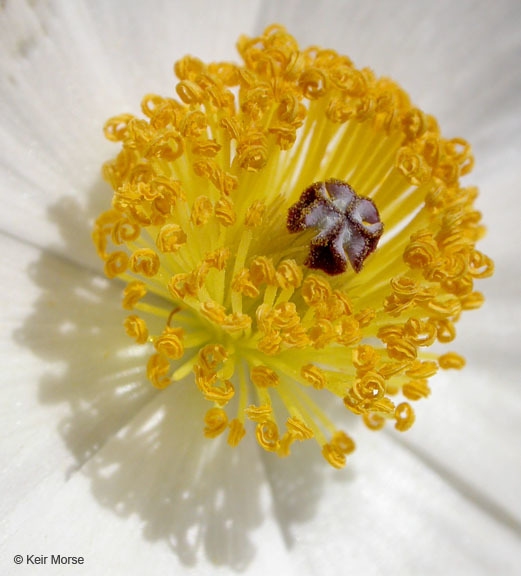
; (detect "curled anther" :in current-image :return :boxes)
[250,366,279,388]
[256,421,280,452]
[104,251,129,278]
[147,353,171,390]
[124,315,148,344]
[287,179,383,275]
[123,281,147,310]
[204,408,228,438]
[155,326,184,359]
[228,419,246,447]
[394,402,415,432]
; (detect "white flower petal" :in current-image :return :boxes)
[2,2,520,574]
[263,432,521,575]
[0,231,153,515]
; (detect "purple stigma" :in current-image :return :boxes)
[287,179,383,275]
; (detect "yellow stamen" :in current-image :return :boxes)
[94,24,493,469]
[124,315,149,344]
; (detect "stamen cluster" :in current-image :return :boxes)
[93,25,493,468]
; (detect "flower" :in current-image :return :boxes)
[94,24,492,469]
[2,1,521,574]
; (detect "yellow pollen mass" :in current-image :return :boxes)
[94,25,493,469]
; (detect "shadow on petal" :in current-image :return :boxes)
[14,177,352,569]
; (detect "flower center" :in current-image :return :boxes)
[93,24,493,468]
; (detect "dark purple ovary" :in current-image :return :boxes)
[287,179,383,275]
